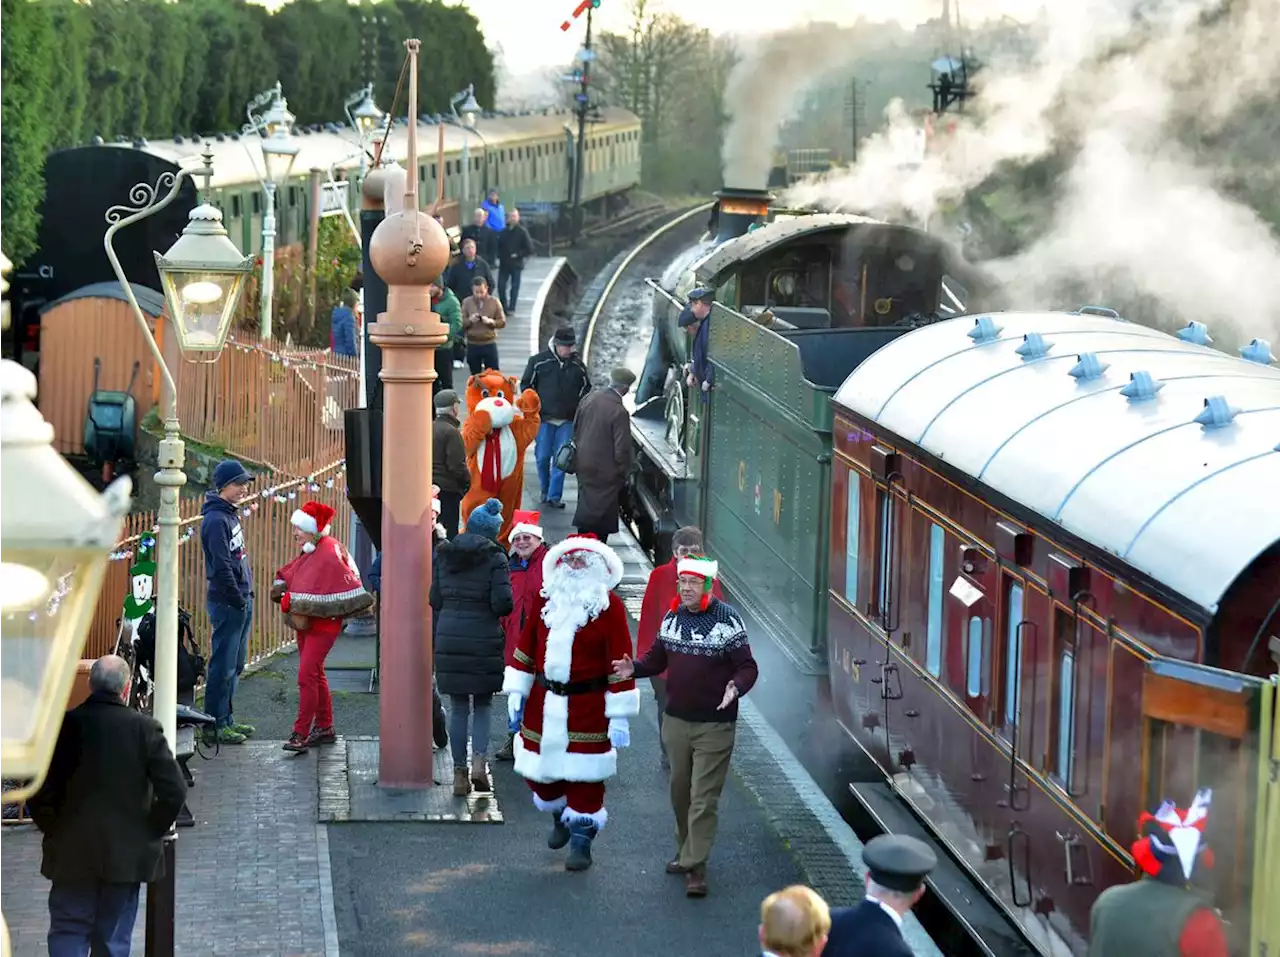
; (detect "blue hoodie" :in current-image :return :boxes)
[200,492,253,607]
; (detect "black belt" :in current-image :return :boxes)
[536,673,610,696]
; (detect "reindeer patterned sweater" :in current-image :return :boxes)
[632,598,759,723]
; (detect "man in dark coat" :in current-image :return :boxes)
[445,237,493,306]
[572,366,635,543]
[430,498,514,796]
[496,208,534,314]
[432,389,470,539]
[520,325,591,509]
[678,287,715,396]
[460,208,499,267]
[30,655,187,957]
[822,834,937,957]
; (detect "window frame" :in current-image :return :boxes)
[844,471,861,603]
[926,523,945,677]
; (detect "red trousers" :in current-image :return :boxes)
[293,621,340,736]
[526,780,606,815]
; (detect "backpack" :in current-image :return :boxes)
[134,607,206,693]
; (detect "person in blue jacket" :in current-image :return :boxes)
[678,287,715,397]
[199,460,257,744]
[331,289,359,358]
[822,834,936,957]
[481,189,506,233]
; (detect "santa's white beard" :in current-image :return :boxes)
[541,560,610,636]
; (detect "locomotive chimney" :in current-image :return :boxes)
[712,186,774,244]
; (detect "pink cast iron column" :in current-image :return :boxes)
[367,38,451,788]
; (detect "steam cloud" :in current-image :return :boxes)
[721,25,860,190]
[784,0,1280,348]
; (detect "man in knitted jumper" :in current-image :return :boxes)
[612,556,758,898]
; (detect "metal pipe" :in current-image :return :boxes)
[570,5,593,245]
[260,182,278,340]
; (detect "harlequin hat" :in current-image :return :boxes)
[292,501,335,537]
[508,510,543,542]
[1133,789,1214,885]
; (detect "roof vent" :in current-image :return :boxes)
[1075,305,1120,319]
[231,132,240,141]
[1239,338,1275,365]
[93,135,105,145]
[968,316,1002,344]
[174,135,184,144]
[1069,353,1109,381]
[1194,396,1238,429]
[1120,371,1164,401]
[1015,332,1052,359]
[215,133,226,142]
[1177,321,1213,346]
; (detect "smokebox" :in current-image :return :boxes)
[713,187,774,244]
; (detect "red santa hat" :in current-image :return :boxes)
[541,533,624,589]
[507,509,544,542]
[292,501,335,538]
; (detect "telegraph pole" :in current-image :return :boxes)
[569,4,594,246]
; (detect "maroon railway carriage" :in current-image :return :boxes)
[825,311,1280,955]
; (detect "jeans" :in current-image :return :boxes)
[535,420,575,503]
[498,267,523,313]
[48,880,140,957]
[293,625,338,736]
[433,347,454,395]
[466,341,500,375]
[448,693,492,767]
[206,598,253,728]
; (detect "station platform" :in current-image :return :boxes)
[0,262,942,956]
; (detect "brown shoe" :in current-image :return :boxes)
[494,733,515,762]
[306,726,337,747]
[666,859,689,875]
[283,733,309,754]
[684,865,708,897]
[470,756,491,792]
[452,767,471,797]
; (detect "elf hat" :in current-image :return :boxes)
[677,555,719,592]
[292,501,336,537]
[508,510,543,542]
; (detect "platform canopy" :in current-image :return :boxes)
[833,311,1280,614]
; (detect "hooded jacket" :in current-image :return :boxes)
[200,491,253,607]
[502,542,548,664]
[430,532,514,696]
[431,287,463,349]
[520,339,591,421]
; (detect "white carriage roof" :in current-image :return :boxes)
[833,312,1280,614]
[130,107,639,190]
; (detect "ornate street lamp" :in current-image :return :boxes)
[450,84,488,207]
[244,83,300,341]
[347,83,384,137]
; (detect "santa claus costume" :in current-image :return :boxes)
[502,534,639,871]
[272,501,373,753]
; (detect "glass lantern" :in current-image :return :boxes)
[1,360,130,803]
[261,131,300,187]
[154,205,253,362]
[458,87,481,129]
[351,85,383,136]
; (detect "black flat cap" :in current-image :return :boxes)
[862,834,937,893]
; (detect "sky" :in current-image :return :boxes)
[464,0,1036,75]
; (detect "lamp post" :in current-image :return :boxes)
[103,145,252,957]
[346,82,384,191]
[451,84,487,209]
[371,38,451,788]
[1,359,132,957]
[244,83,300,341]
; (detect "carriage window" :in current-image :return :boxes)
[926,524,944,677]
[966,616,984,698]
[232,195,242,218]
[252,192,262,215]
[875,491,890,618]
[1056,649,1076,786]
[844,473,860,602]
[1004,582,1024,725]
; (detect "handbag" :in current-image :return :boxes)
[552,400,585,475]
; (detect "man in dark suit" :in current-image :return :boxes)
[29,654,187,957]
[822,834,937,957]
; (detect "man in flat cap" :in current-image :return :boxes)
[678,288,715,397]
[822,834,937,957]
[571,367,635,544]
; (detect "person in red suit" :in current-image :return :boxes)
[271,501,373,754]
[502,534,639,872]
[636,526,722,770]
[495,509,547,762]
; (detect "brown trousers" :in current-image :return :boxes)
[661,714,736,869]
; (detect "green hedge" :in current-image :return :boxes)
[0,0,495,266]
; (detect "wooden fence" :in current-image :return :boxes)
[86,461,354,668]
[177,336,359,478]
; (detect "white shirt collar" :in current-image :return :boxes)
[868,895,904,931]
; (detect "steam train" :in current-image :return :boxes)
[622,189,1280,956]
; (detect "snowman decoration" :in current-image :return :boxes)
[117,539,157,700]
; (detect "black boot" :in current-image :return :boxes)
[432,689,449,750]
[565,821,598,871]
[547,813,571,850]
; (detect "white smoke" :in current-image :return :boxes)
[720,24,862,190]
[784,0,1280,347]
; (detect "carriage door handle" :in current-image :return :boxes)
[1056,831,1094,886]
[881,662,903,700]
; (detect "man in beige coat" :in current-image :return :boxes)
[572,367,634,544]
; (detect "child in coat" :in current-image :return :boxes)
[495,510,548,761]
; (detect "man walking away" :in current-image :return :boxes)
[433,389,470,538]
[430,278,462,395]
[460,208,498,267]
[572,366,635,543]
[612,556,757,897]
[199,459,258,744]
[497,208,533,314]
[823,835,937,957]
[331,289,359,358]
[636,526,723,770]
[461,276,506,375]
[520,325,590,509]
[30,655,187,957]
[761,886,833,957]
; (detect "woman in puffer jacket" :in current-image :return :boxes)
[430,498,514,795]
[494,510,548,761]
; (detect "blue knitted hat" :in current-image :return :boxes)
[466,498,504,540]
